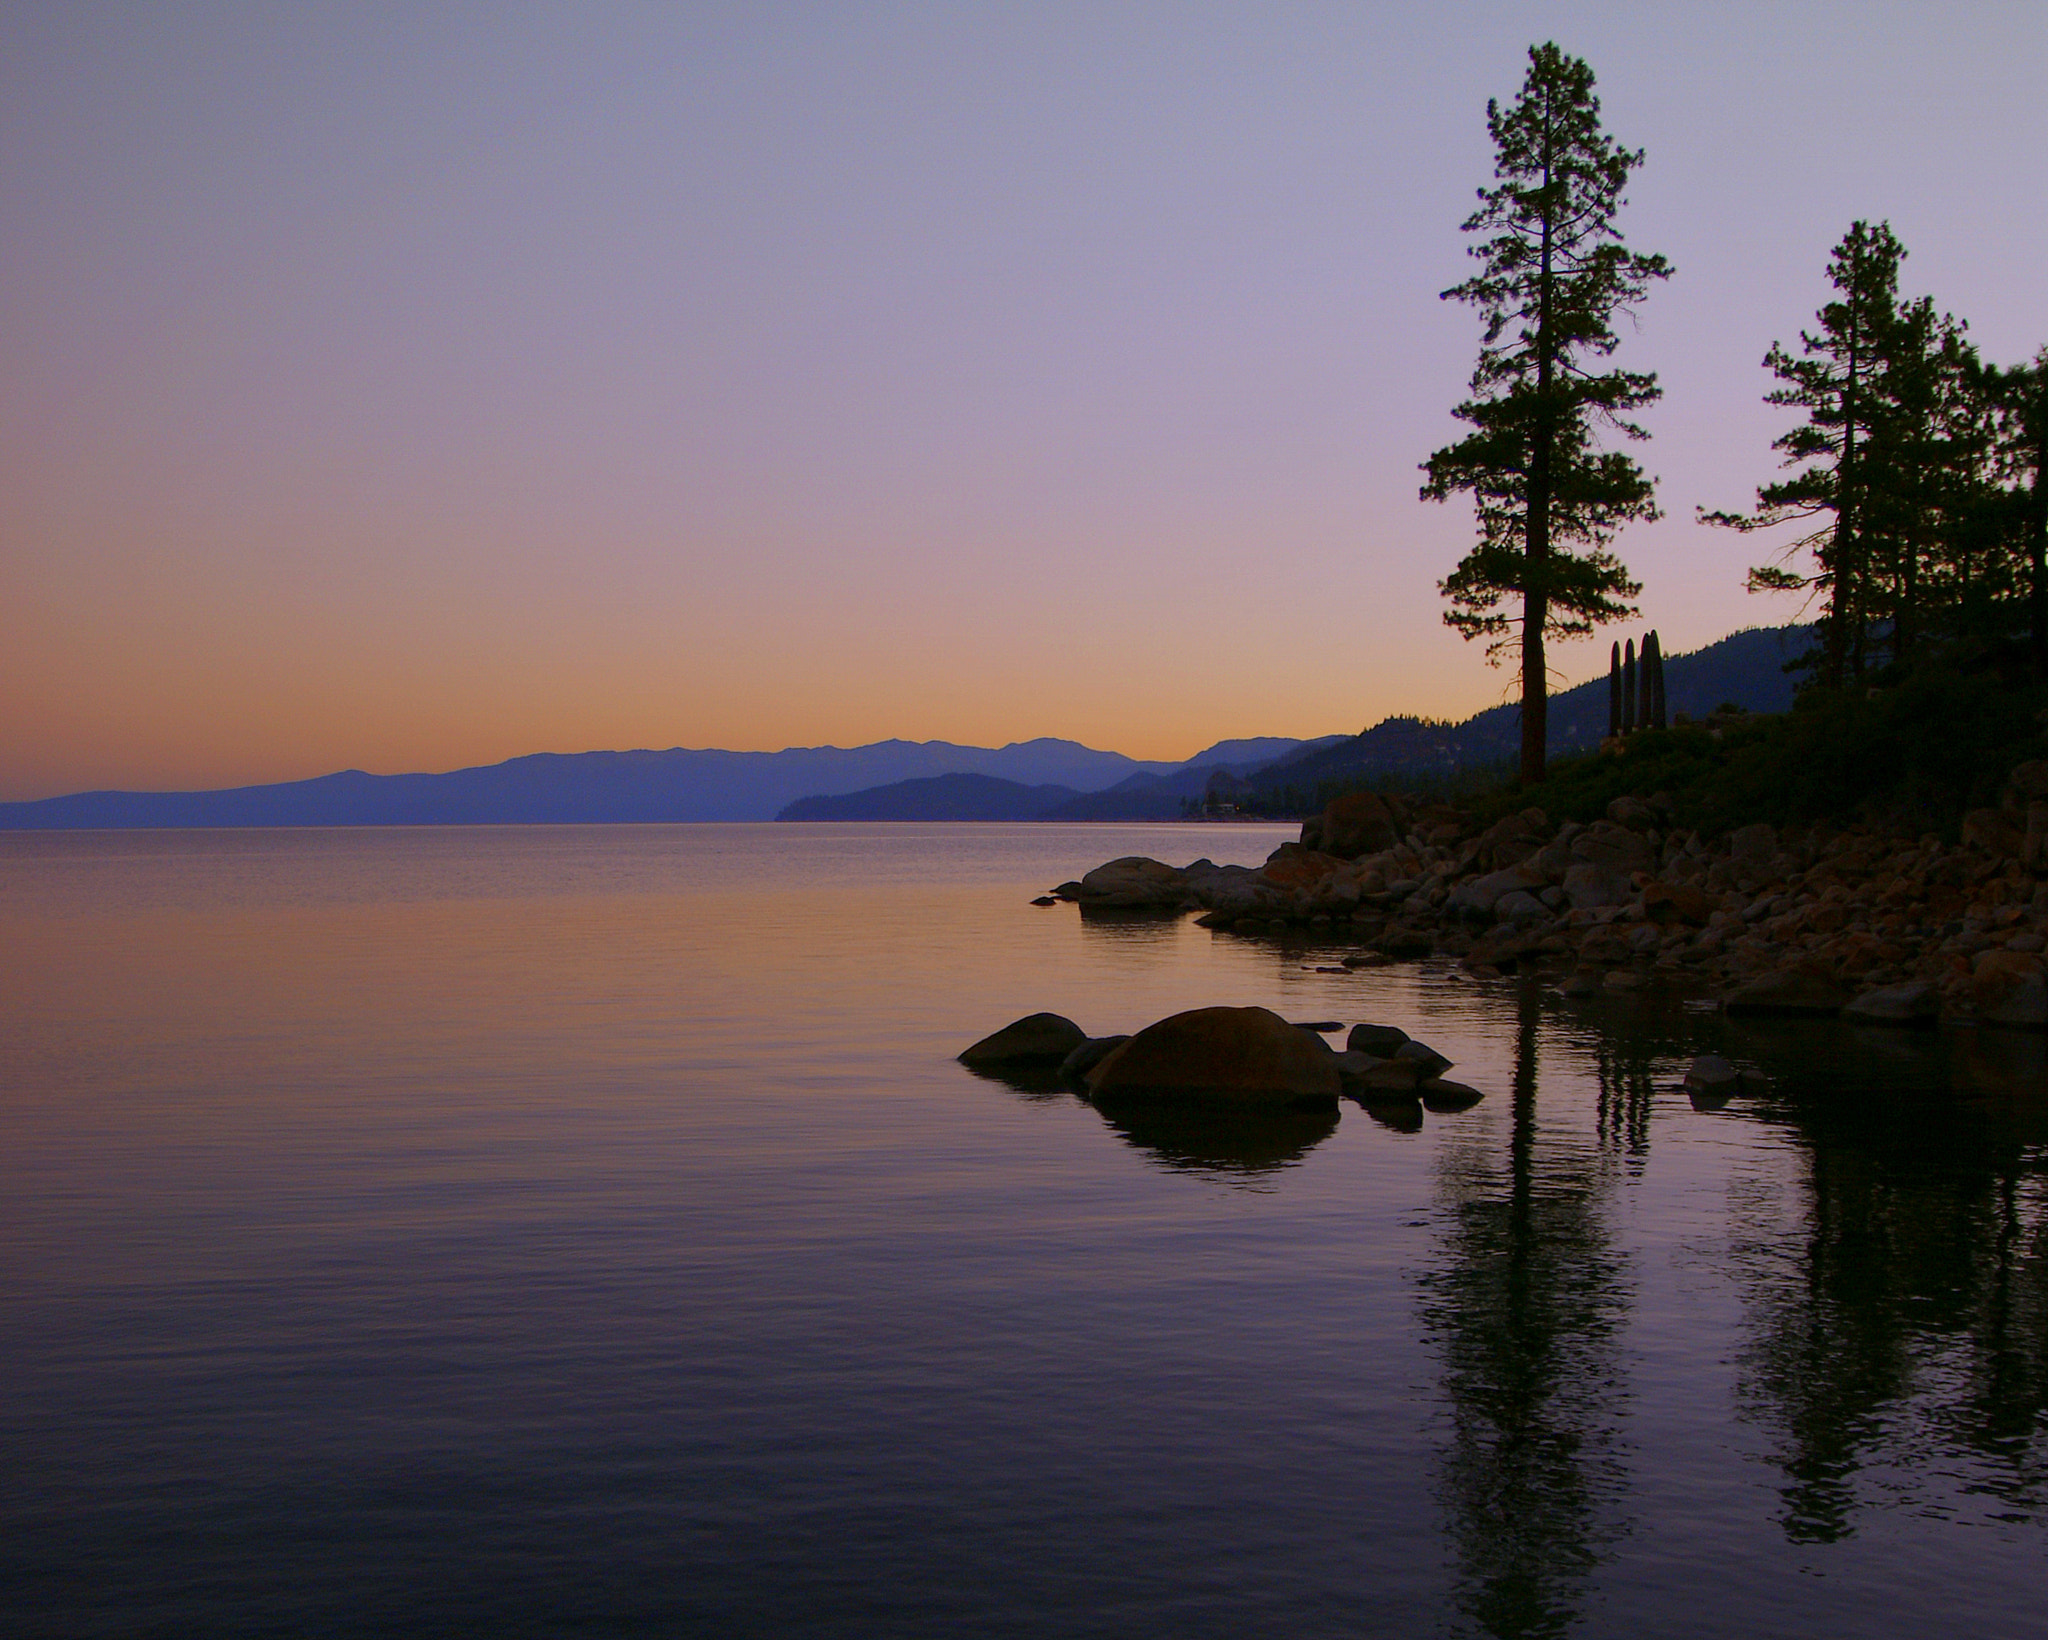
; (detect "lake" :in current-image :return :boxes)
[3,823,2045,1638]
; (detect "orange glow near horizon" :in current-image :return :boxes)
[4,7,2043,800]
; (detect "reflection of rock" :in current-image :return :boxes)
[1090,1096,1340,1173]
[959,1012,1087,1066]
[1363,1101,1424,1134]
[1075,904,1183,939]
[959,1061,1072,1100]
[1086,1005,1342,1107]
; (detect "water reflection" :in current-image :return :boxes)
[1088,1094,1340,1179]
[1730,1032,2048,1542]
[1421,980,1632,1639]
[959,1062,1072,1102]
[1075,906,1185,948]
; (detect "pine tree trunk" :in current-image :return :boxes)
[2032,409,2047,681]
[1521,589,1547,785]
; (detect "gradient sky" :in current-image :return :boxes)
[3,2,2044,798]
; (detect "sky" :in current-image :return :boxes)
[3,1,2044,799]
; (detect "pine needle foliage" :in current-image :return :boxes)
[1423,42,1671,785]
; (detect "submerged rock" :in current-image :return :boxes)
[1086,1006,1341,1106]
[959,1012,1089,1066]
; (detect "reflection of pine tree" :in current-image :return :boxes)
[1592,1038,1653,1160]
[1730,1061,2048,1541]
[1420,982,1634,1637]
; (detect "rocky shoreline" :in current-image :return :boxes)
[1050,765,2048,1030]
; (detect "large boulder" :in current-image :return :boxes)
[1642,880,1716,926]
[1843,980,1941,1027]
[1965,951,2048,1029]
[1570,821,1656,878]
[1724,967,1849,1017]
[2008,759,2048,800]
[1728,822,1778,863]
[961,1012,1089,1065]
[1314,791,1401,860]
[1606,794,1659,830]
[1471,808,1550,871]
[1561,861,1634,911]
[1962,809,2024,858]
[1086,1006,1342,1106]
[1077,856,1188,907]
[1447,863,1548,922]
[1259,843,1346,892]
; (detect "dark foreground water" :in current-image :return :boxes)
[3,824,2045,1639]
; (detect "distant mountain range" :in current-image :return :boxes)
[0,735,1340,830]
[0,626,1809,830]
[775,625,1812,820]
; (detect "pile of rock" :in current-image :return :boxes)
[1049,766,2048,1029]
[959,1005,1484,1123]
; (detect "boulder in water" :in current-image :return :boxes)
[1087,1006,1341,1106]
[1076,857,1188,907]
[1420,1078,1484,1113]
[960,1012,1089,1066]
[1346,1022,1410,1058]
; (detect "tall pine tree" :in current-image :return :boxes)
[1705,222,1910,684]
[1424,43,1669,785]
[1987,350,2048,677]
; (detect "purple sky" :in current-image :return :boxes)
[3,2,2043,797]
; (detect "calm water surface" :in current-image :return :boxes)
[3,824,2045,1638]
